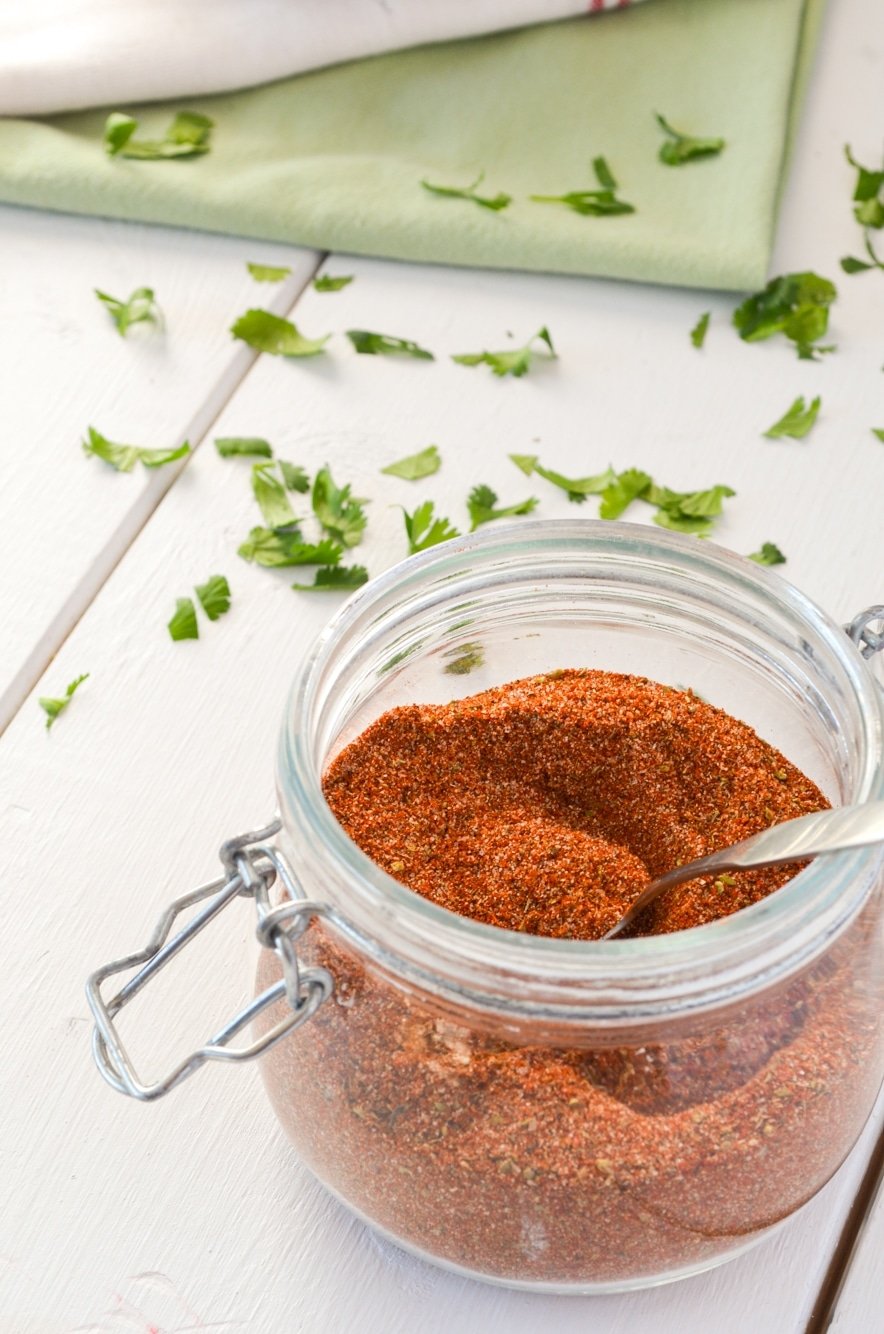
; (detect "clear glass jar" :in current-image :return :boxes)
[253,520,883,1293]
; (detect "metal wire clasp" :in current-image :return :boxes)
[86,819,334,1101]
[847,605,884,660]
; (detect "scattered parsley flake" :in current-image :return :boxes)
[444,643,484,675]
[168,597,199,641]
[530,158,635,217]
[841,233,884,275]
[252,461,299,530]
[292,565,369,592]
[312,465,368,547]
[871,428,884,442]
[690,312,710,349]
[402,501,460,554]
[194,574,231,621]
[599,468,653,520]
[247,262,291,282]
[238,528,342,568]
[763,395,821,440]
[510,454,615,503]
[381,445,441,481]
[104,110,213,159]
[279,460,310,493]
[313,274,354,292]
[82,426,189,472]
[39,673,89,731]
[453,327,556,378]
[749,542,787,566]
[346,330,434,360]
[655,113,725,166]
[844,146,884,221]
[231,309,329,357]
[467,483,538,530]
[421,171,511,212]
[732,272,837,360]
[215,437,274,459]
[649,482,735,536]
[95,286,161,336]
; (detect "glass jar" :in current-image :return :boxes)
[89,521,884,1294]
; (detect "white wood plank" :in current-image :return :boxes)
[0,207,319,732]
[829,1161,884,1333]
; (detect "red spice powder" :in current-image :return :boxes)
[258,670,882,1287]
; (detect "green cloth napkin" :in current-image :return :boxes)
[0,0,822,291]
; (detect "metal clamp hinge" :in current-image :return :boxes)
[86,819,335,1102]
[847,605,884,660]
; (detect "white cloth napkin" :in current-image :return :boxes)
[0,0,643,117]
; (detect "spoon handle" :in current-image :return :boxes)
[603,800,884,940]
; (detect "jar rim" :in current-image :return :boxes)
[278,521,884,1020]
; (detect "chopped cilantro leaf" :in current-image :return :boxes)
[844,146,884,215]
[732,272,837,359]
[381,445,441,481]
[168,597,199,641]
[82,426,189,471]
[402,501,460,554]
[247,262,291,282]
[252,461,298,530]
[346,330,434,360]
[530,158,634,217]
[510,454,615,503]
[231,309,329,357]
[690,312,710,349]
[763,395,821,440]
[648,482,735,536]
[655,113,725,166]
[312,465,368,547]
[453,327,556,378]
[421,172,511,212]
[95,286,161,336]
[444,643,484,675]
[749,542,787,566]
[599,468,653,520]
[841,233,884,275]
[194,574,231,621]
[872,429,884,443]
[39,673,89,731]
[238,528,342,568]
[313,274,354,292]
[467,483,538,530]
[279,460,310,493]
[292,565,369,592]
[215,437,274,459]
[104,109,213,159]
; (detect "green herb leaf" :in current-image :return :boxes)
[845,145,884,204]
[467,483,538,530]
[215,437,274,459]
[194,574,231,621]
[247,262,291,282]
[95,286,162,336]
[313,273,354,292]
[292,565,369,592]
[655,113,725,166]
[599,468,653,520]
[251,461,298,531]
[238,527,342,568]
[39,673,89,731]
[648,482,736,535]
[840,233,884,276]
[763,395,821,440]
[748,542,787,566]
[82,426,189,472]
[346,330,434,360]
[312,465,368,547]
[530,158,634,217]
[453,326,556,378]
[732,272,837,359]
[444,643,484,675]
[104,109,213,159]
[168,597,199,641]
[872,429,884,443]
[421,171,511,212]
[510,454,616,504]
[402,501,460,554]
[381,445,441,481]
[231,309,329,357]
[690,312,710,349]
[278,460,310,493]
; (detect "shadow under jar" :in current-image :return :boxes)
[258,520,884,1293]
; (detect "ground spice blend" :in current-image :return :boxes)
[258,670,883,1287]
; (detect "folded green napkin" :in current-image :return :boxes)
[0,0,822,291]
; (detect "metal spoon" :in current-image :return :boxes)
[602,800,884,940]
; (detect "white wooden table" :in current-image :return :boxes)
[1,1,882,1329]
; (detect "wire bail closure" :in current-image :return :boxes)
[847,605,884,661]
[86,819,335,1101]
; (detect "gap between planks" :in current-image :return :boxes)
[0,249,327,738]
[806,1123,884,1333]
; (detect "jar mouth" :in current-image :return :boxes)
[278,521,884,1020]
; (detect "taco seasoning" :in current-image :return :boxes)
[257,670,882,1287]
